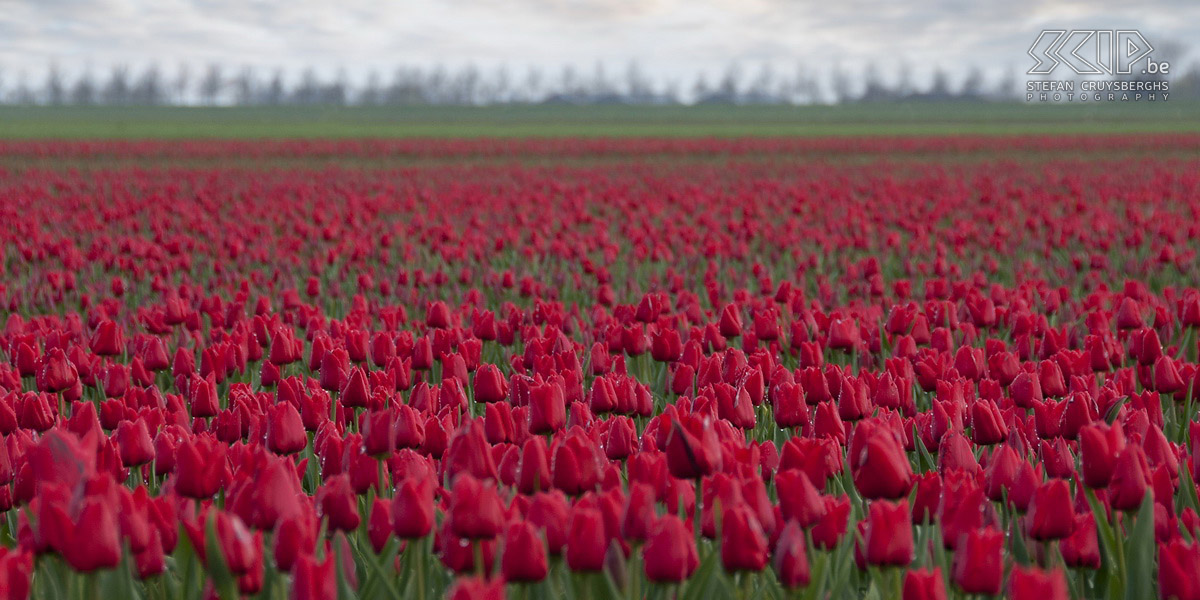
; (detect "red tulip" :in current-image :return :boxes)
[1061,512,1101,569]
[1080,421,1125,488]
[1026,479,1076,540]
[445,577,505,600]
[339,366,370,408]
[552,428,603,495]
[63,498,122,572]
[776,469,827,527]
[174,434,226,498]
[291,552,336,600]
[275,511,318,572]
[1010,371,1043,408]
[566,507,606,571]
[864,499,913,566]
[426,301,452,329]
[1159,538,1200,600]
[719,304,743,338]
[852,423,913,500]
[367,499,392,553]
[952,527,1003,595]
[1009,566,1068,600]
[621,482,658,542]
[316,474,360,532]
[1109,445,1151,511]
[470,364,504,403]
[643,515,698,582]
[40,348,79,393]
[392,476,435,539]
[529,381,566,434]
[828,317,860,351]
[442,420,498,483]
[811,495,851,550]
[650,328,682,362]
[903,568,948,600]
[664,414,722,479]
[267,402,307,455]
[230,455,305,530]
[773,520,810,588]
[361,409,395,457]
[969,398,1008,445]
[527,491,571,555]
[502,521,549,582]
[448,474,505,540]
[90,320,125,356]
[214,511,260,576]
[114,418,155,467]
[721,504,769,572]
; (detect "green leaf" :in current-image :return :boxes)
[862,582,882,600]
[1179,462,1200,519]
[334,538,361,600]
[682,547,721,600]
[1103,398,1127,425]
[802,549,829,600]
[1009,516,1031,567]
[203,515,241,600]
[1083,487,1120,574]
[1123,494,1155,600]
[914,428,936,474]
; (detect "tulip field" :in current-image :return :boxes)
[3,133,1200,600]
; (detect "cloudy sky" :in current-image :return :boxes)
[1,0,1197,91]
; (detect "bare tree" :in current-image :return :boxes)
[521,66,542,103]
[829,62,852,104]
[71,69,97,105]
[746,63,775,104]
[293,68,319,105]
[661,79,681,105]
[172,63,190,104]
[691,72,711,103]
[896,61,914,98]
[1172,61,1200,100]
[44,64,66,105]
[11,71,37,105]
[861,62,891,102]
[488,65,511,104]
[559,65,578,99]
[928,66,950,100]
[103,65,131,105]
[625,61,652,103]
[263,69,285,105]
[358,70,382,105]
[960,66,984,99]
[716,63,741,103]
[132,65,165,105]
[325,68,349,105]
[198,64,223,105]
[453,64,480,104]
[231,66,255,105]
[384,67,424,105]
[792,62,820,104]
[426,66,448,103]
[589,61,614,100]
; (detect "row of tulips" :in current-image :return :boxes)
[2,134,1199,161]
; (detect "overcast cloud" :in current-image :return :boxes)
[0,0,1197,88]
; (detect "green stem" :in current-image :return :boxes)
[417,537,427,600]
[473,538,484,579]
[1114,513,1127,590]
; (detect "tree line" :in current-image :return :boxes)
[1,60,1198,106]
